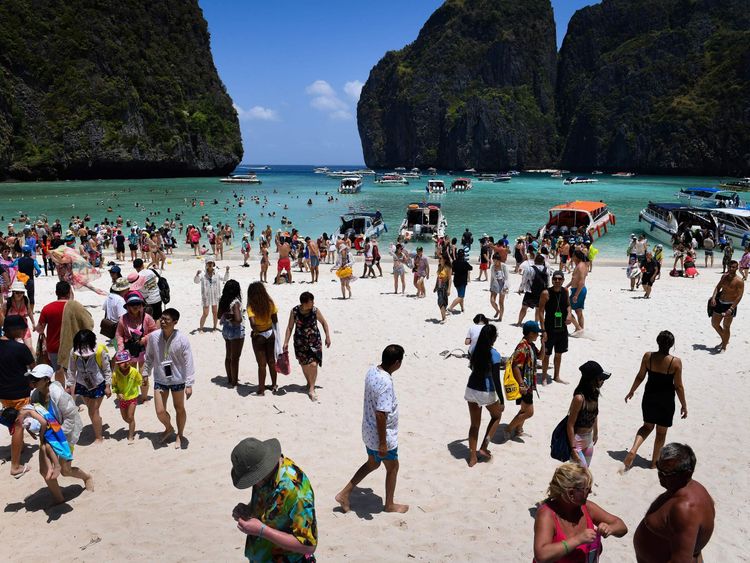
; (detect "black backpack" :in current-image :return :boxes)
[530,266,548,296]
[150,268,171,304]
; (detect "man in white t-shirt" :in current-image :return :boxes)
[336,345,408,514]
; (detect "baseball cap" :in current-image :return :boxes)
[27,364,55,379]
[522,320,541,334]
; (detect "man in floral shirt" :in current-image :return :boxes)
[231,437,317,562]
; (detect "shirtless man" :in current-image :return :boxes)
[634,443,715,563]
[709,259,743,351]
[566,250,587,334]
[306,237,320,283]
[276,240,292,284]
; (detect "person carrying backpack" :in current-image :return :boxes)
[517,254,548,326]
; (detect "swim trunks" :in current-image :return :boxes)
[277,257,291,272]
[310,255,320,268]
[119,398,138,411]
[366,447,398,462]
[570,287,587,310]
[714,300,737,317]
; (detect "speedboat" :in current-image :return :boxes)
[402,171,421,179]
[426,179,446,194]
[711,208,750,247]
[719,178,750,191]
[474,173,497,182]
[612,172,636,177]
[591,171,604,175]
[676,187,745,208]
[638,203,714,245]
[426,167,438,175]
[313,167,330,174]
[394,166,406,172]
[493,174,512,183]
[338,177,363,194]
[327,170,360,178]
[399,202,447,241]
[354,169,376,176]
[539,200,615,240]
[248,166,270,170]
[374,174,409,185]
[335,211,387,240]
[219,173,262,184]
[451,178,472,192]
[563,176,598,185]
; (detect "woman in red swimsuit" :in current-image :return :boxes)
[533,463,627,562]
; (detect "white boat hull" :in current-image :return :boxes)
[638,210,677,245]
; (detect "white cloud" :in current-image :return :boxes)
[343,80,364,102]
[234,104,279,121]
[305,79,361,120]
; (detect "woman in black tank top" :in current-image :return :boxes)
[623,330,688,470]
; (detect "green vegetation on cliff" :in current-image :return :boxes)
[0,0,242,180]
[556,0,750,175]
[357,0,558,171]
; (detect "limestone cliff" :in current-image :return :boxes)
[0,0,242,180]
[556,0,750,175]
[357,0,558,171]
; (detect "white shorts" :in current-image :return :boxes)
[464,387,499,407]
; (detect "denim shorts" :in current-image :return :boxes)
[154,382,186,392]
[455,284,466,298]
[75,381,106,399]
[222,323,246,341]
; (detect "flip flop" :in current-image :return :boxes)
[12,464,30,479]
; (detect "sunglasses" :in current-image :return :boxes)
[656,465,683,478]
[552,278,564,282]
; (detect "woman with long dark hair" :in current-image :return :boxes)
[218,280,245,388]
[623,330,686,470]
[246,281,278,395]
[566,361,611,467]
[463,324,504,467]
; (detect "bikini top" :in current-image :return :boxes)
[574,397,598,429]
[534,503,602,563]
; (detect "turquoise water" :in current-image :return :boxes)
[0,166,734,258]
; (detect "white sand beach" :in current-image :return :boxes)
[1,248,747,561]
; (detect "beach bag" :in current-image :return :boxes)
[94,344,107,369]
[100,317,118,339]
[275,351,290,376]
[550,416,570,462]
[336,266,352,279]
[151,268,171,304]
[503,361,520,401]
[16,271,29,285]
[35,333,50,366]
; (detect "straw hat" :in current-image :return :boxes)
[111,278,131,293]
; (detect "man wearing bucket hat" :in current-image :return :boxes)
[231,437,317,561]
[28,364,93,499]
[0,315,35,477]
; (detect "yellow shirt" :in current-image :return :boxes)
[112,366,143,400]
[247,302,278,332]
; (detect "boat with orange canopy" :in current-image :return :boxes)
[538,200,616,240]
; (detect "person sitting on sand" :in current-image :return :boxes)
[633,443,715,563]
[533,462,627,562]
[623,330,686,470]
[709,259,743,352]
[464,324,503,467]
[231,437,317,562]
[143,308,195,449]
[336,345,409,514]
[506,321,540,440]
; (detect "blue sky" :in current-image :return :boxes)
[199,0,597,165]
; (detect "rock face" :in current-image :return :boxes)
[557,0,750,175]
[357,0,558,171]
[0,0,242,180]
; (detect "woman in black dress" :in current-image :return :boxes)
[623,330,687,470]
[282,291,331,402]
[640,252,658,298]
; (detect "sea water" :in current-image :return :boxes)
[0,165,732,258]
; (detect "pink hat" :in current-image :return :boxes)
[114,350,131,364]
[127,272,139,283]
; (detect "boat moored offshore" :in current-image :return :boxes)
[450,178,472,192]
[540,200,615,240]
[338,177,363,194]
[219,173,262,184]
[426,179,446,194]
[399,202,447,241]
